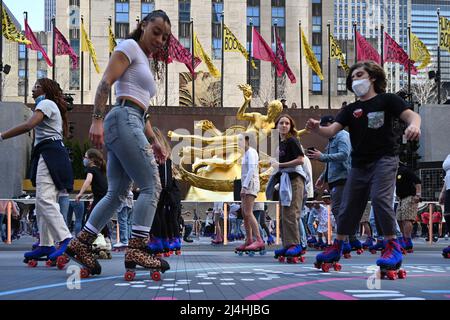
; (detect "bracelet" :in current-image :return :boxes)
[92,113,104,120]
[144,113,151,122]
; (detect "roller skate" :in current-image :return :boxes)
[124,238,170,282]
[162,238,171,257]
[400,237,414,254]
[266,235,275,246]
[284,244,306,264]
[211,235,224,245]
[64,230,102,278]
[274,246,288,263]
[314,239,344,272]
[23,246,56,268]
[376,239,406,280]
[442,246,450,259]
[362,237,375,250]
[313,238,326,250]
[348,238,364,255]
[342,241,352,259]
[307,236,317,248]
[169,237,182,256]
[369,238,386,254]
[147,237,165,257]
[112,242,128,252]
[92,234,112,260]
[234,240,252,256]
[243,239,266,257]
[47,237,72,269]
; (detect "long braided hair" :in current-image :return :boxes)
[127,10,171,80]
[37,78,69,138]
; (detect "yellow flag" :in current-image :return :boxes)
[440,16,450,52]
[108,24,117,54]
[1,7,31,45]
[301,29,323,80]
[410,32,430,70]
[224,24,257,70]
[193,32,221,78]
[81,19,101,74]
[330,34,349,73]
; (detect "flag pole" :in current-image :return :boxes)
[165,51,168,107]
[221,12,225,107]
[381,23,384,67]
[353,22,357,64]
[81,15,84,105]
[52,16,56,81]
[299,21,304,109]
[191,19,195,107]
[407,24,412,105]
[108,17,113,108]
[327,21,331,109]
[24,12,29,104]
[247,19,253,86]
[437,8,441,104]
[274,21,278,100]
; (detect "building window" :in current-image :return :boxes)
[70,39,80,90]
[37,70,48,80]
[247,0,260,94]
[312,75,322,93]
[212,0,223,59]
[115,0,130,40]
[18,69,26,96]
[271,0,285,51]
[18,44,26,60]
[141,0,155,18]
[179,0,191,50]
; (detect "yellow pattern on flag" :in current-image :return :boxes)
[108,24,117,54]
[301,29,323,80]
[1,7,31,45]
[330,34,349,73]
[439,16,450,52]
[410,32,430,70]
[193,32,221,78]
[224,25,257,69]
[81,19,101,74]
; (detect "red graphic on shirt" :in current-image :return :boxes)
[353,109,363,118]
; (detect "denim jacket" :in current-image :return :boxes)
[319,130,351,184]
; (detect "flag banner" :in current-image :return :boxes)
[384,32,417,75]
[439,16,450,52]
[25,19,53,67]
[168,35,201,75]
[2,7,31,45]
[81,19,101,73]
[301,29,323,80]
[223,24,257,69]
[193,32,220,78]
[330,34,349,73]
[276,32,296,83]
[410,32,430,70]
[355,31,381,64]
[54,27,78,69]
[109,24,117,53]
[252,27,284,76]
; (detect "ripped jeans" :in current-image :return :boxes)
[86,104,161,233]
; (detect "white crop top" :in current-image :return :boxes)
[114,39,157,107]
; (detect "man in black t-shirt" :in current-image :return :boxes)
[395,162,421,252]
[306,61,421,271]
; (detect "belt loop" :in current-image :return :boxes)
[121,99,126,107]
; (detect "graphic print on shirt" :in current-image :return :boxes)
[367,111,384,129]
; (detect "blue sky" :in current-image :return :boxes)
[3,0,45,31]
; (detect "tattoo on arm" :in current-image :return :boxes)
[93,80,111,118]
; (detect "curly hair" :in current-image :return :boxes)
[37,78,69,138]
[127,10,171,80]
[346,61,387,94]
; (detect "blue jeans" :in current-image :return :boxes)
[298,214,307,247]
[58,195,70,227]
[307,211,317,236]
[68,201,85,236]
[87,105,162,232]
[0,213,5,241]
[117,206,132,244]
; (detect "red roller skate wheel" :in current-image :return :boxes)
[291,257,299,264]
[164,252,170,257]
[446,253,450,259]
[356,249,363,255]
[46,260,54,267]
[56,256,67,267]
[370,250,377,254]
[322,264,330,272]
[334,263,342,271]
[124,271,135,281]
[151,271,161,281]
[28,260,38,268]
[278,256,285,263]
[386,270,397,280]
[176,250,181,256]
[299,256,306,263]
[398,270,407,279]
[344,253,351,259]
[80,268,90,279]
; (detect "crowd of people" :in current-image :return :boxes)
[0,9,449,279]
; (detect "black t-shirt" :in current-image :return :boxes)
[396,165,421,199]
[278,136,304,178]
[86,166,107,199]
[335,93,409,167]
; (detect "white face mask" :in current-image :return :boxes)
[352,78,372,97]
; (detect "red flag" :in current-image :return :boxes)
[252,28,284,77]
[384,32,418,75]
[25,19,53,67]
[163,35,201,75]
[355,31,381,64]
[54,27,79,69]
[276,32,296,84]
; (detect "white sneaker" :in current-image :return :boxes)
[113,242,127,249]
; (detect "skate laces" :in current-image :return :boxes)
[381,241,398,259]
[324,242,339,254]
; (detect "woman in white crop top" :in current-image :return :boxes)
[66,10,172,278]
